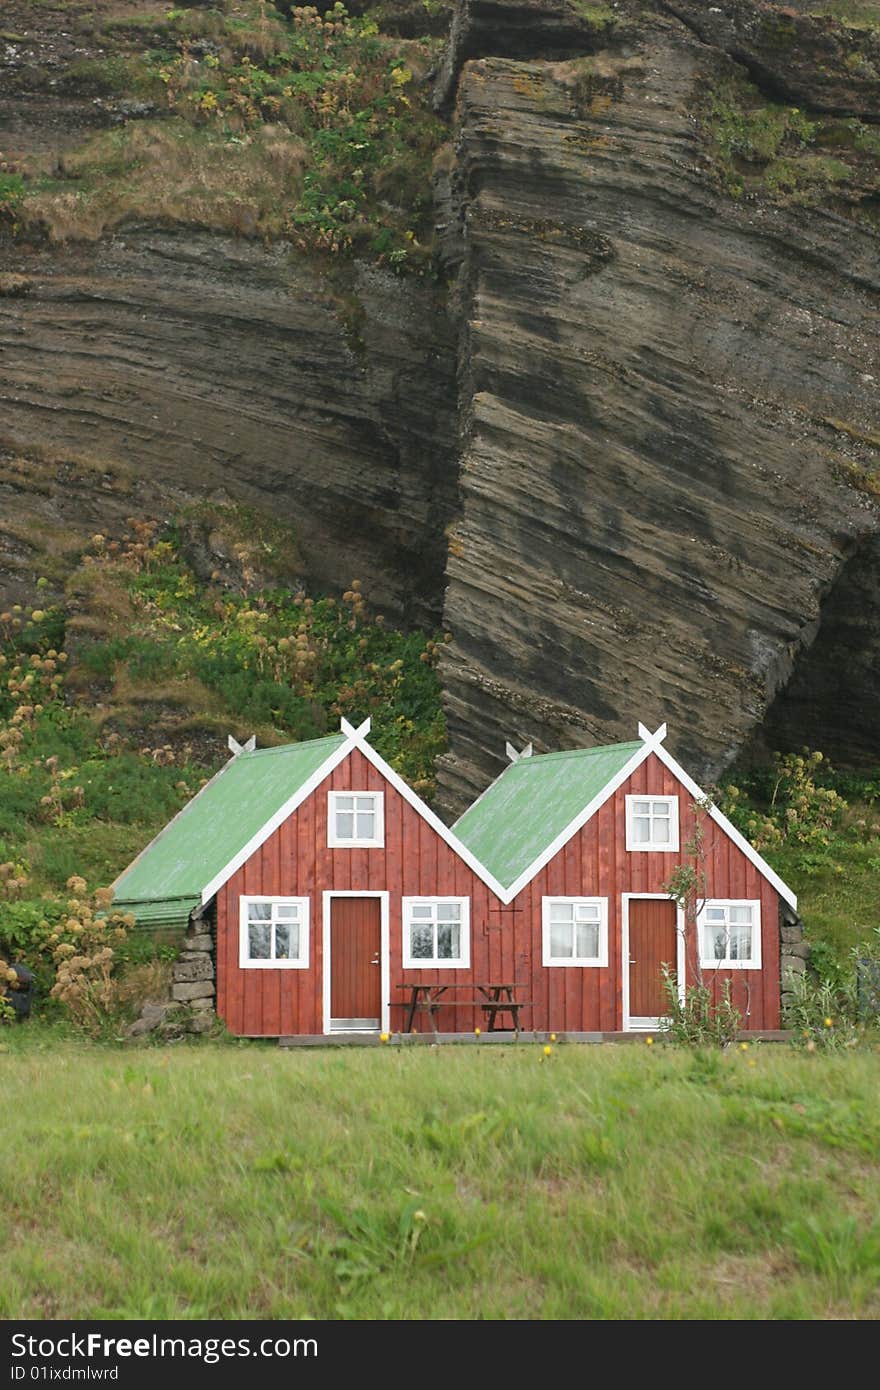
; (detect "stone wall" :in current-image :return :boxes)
[780,907,809,1021]
[126,908,216,1040]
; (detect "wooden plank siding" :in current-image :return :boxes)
[215,749,781,1036]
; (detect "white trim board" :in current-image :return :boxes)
[322,890,390,1036]
[197,720,796,914]
[201,725,511,906]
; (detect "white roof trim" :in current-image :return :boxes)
[197,719,796,913]
[649,741,797,911]
[200,736,355,904]
[500,741,653,900]
[200,724,511,907]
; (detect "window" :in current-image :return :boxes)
[625,795,679,852]
[239,897,309,969]
[328,791,384,848]
[698,900,761,970]
[402,898,470,969]
[542,898,609,967]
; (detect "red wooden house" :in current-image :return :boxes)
[114,719,798,1037]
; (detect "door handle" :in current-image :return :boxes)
[629,958,637,965]
[370,954,380,966]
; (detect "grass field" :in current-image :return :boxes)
[2,1032,879,1320]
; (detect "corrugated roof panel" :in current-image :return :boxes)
[453,741,642,889]
[115,897,200,931]
[113,733,345,906]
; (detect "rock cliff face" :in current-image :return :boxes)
[433,0,880,812]
[2,0,879,806]
[0,232,457,623]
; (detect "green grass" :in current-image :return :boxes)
[697,69,880,212]
[0,1038,878,1318]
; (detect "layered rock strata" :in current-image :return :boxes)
[434,1,879,812]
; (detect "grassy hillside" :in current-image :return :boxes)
[3,0,446,268]
[0,511,445,980]
[1,1037,879,1319]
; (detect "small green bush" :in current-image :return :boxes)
[661,967,742,1049]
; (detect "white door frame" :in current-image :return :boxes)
[322,890,390,1035]
[621,893,686,1031]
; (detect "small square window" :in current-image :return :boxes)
[240,897,309,969]
[542,898,608,967]
[328,791,384,848]
[625,795,679,852]
[698,901,761,970]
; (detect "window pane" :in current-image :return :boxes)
[653,818,670,844]
[550,923,573,958]
[573,903,600,922]
[729,925,752,961]
[436,903,461,922]
[275,923,300,960]
[355,796,374,813]
[355,811,375,839]
[335,795,355,812]
[410,923,434,959]
[729,906,752,925]
[652,801,670,816]
[248,923,271,959]
[705,927,727,961]
[248,902,271,921]
[335,811,354,839]
[550,902,573,923]
[633,801,650,815]
[633,817,651,843]
[437,922,460,960]
[575,922,600,959]
[274,904,297,921]
[705,908,726,923]
[411,904,433,920]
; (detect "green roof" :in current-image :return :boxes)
[114,896,200,932]
[453,741,642,889]
[113,734,345,910]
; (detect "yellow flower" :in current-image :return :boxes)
[549,1032,557,1043]
[379,1032,389,1044]
[824,1017,833,1028]
[645,1036,654,1047]
[747,1058,756,1068]
[542,1044,552,1058]
[739,1042,749,1052]
[474,1027,481,1037]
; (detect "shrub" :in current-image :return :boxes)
[661,967,742,1049]
[48,879,135,1036]
[784,970,859,1051]
[721,750,847,852]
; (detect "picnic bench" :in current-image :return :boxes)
[393,982,532,1036]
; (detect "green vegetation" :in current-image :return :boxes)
[567,2,619,31]
[697,70,880,214]
[0,513,445,1012]
[1,1040,879,1318]
[805,3,880,28]
[10,1,445,267]
[720,753,880,988]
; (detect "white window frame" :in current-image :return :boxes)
[327,790,385,848]
[401,897,471,970]
[541,897,609,967]
[697,899,762,970]
[239,895,310,970]
[625,794,680,852]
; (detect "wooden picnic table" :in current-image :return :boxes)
[393,982,531,1036]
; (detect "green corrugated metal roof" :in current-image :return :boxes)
[113,733,345,908]
[453,741,642,889]
[114,897,200,931]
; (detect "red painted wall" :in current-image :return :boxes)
[216,749,781,1035]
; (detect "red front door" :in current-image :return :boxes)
[629,899,677,1020]
[330,897,382,1028]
